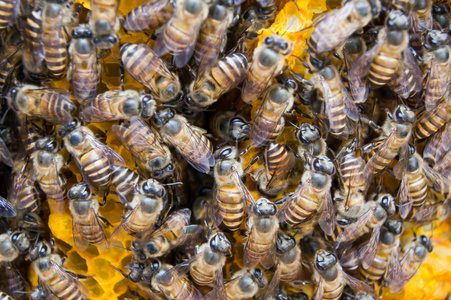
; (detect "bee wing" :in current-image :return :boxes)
[37,279,60,300]
[174,225,203,250]
[397,173,413,219]
[166,124,214,173]
[343,270,375,296]
[319,192,335,236]
[276,179,311,222]
[232,166,255,209]
[112,117,167,159]
[313,2,358,53]
[322,77,347,139]
[341,81,360,122]
[205,267,227,300]
[348,37,386,103]
[337,207,375,244]
[23,10,45,70]
[266,151,295,190]
[49,260,90,298]
[250,106,285,145]
[0,138,12,167]
[14,163,38,210]
[174,21,205,68]
[109,203,144,245]
[0,196,16,217]
[435,124,451,169]
[31,88,75,123]
[395,47,424,98]
[197,22,229,75]
[412,204,437,222]
[423,163,451,195]
[84,133,125,166]
[264,262,281,300]
[243,226,259,270]
[260,228,278,269]
[71,154,98,194]
[359,225,381,270]
[313,277,325,300]
[211,182,225,228]
[47,159,65,215]
[81,104,115,123]
[423,130,442,166]
[384,248,407,294]
[72,207,109,252]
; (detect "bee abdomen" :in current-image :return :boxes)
[340,153,364,190]
[359,254,388,282]
[80,149,111,187]
[283,193,319,225]
[39,175,66,203]
[407,173,428,206]
[124,2,171,32]
[414,101,451,140]
[217,186,244,231]
[49,272,86,300]
[73,67,99,103]
[323,281,344,300]
[43,35,68,77]
[0,1,16,29]
[266,142,290,174]
[17,182,40,212]
[389,67,418,98]
[41,92,75,122]
[210,53,248,91]
[369,54,399,87]
[250,117,284,148]
[190,264,215,286]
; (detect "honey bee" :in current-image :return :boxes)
[193,0,234,73]
[211,146,249,231]
[90,0,119,49]
[0,29,22,94]
[0,0,19,30]
[30,241,90,300]
[189,232,231,298]
[249,77,296,148]
[143,260,203,300]
[423,30,451,112]
[225,267,267,300]
[244,197,279,270]
[154,0,209,68]
[210,111,250,144]
[413,89,451,140]
[0,231,31,263]
[8,85,75,124]
[22,7,45,74]
[311,64,359,139]
[132,208,202,260]
[251,142,295,198]
[0,262,28,299]
[81,90,157,122]
[363,105,416,193]
[42,0,69,78]
[242,34,293,104]
[68,182,109,251]
[112,117,174,179]
[277,155,336,236]
[335,139,365,211]
[384,235,433,294]
[120,43,182,103]
[32,136,66,215]
[348,11,422,103]
[110,179,165,242]
[186,52,249,110]
[295,123,327,159]
[58,119,125,192]
[152,108,215,174]
[423,124,451,172]
[337,193,396,267]
[68,25,100,104]
[310,249,374,300]
[432,3,450,31]
[359,217,403,283]
[411,0,433,33]
[123,0,173,32]
[272,232,302,283]
[307,0,380,54]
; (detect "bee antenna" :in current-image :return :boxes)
[113,245,131,251]
[158,104,178,108]
[160,182,183,186]
[343,292,356,299]
[288,121,301,130]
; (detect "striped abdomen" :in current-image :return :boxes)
[158,276,199,300]
[321,276,344,300]
[407,167,428,208]
[120,43,171,92]
[42,3,67,77]
[279,248,301,281]
[266,142,291,176]
[414,100,451,140]
[72,53,99,104]
[365,131,410,175]
[245,217,277,268]
[39,91,75,123]
[123,0,172,32]
[154,209,191,244]
[282,185,321,225]
[368,51,401,87]
[79,147,111,187]
[326,86,347,136]
[340,152,365,193]
[359,242,395,282]
[388,66,419,99]
[23,9,44,72]
[16,179,40,213]
[110,165,141,201]
[216,184,244,231]
[425,60,451,110]
[47,267,88,300]
[190,264,215,286]
[75,213,106,246]
[193,17,228,68]
[1,263,27,298]
[38,173,66,204]
[250,112,285,148]
[242,64,273,104]
[0,0,18,29]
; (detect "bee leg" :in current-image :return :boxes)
[378,284,384,300]
[97,214,113,227]
[292,106,313,119]
[244,150,263,172]
[274,193,294,205]
[102,186,110,206]
[284,144,300,158]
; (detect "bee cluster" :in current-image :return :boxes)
[0,0,449,299]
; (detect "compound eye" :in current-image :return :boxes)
[279,42,288,50]
[265,37,274,45]
[142,182,151,193]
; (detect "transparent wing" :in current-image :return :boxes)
[313,277,325,300]
[172,225,203,250]
[50,260,90,298]
[84,132,125,166]
[243,226,259,270]
[276,179,311,223]
[166,123,214,173]
[72,207,108,252]
[0,138,12,167]
[196,20,229,75]
[205,267,227,300]
[0,196,16,217]
[264,263,281,300]
[338,207,375,243]
[348,36,386,103]
[319,192,335,236]
[47,159,65,215]
[423,163,451,196]
[397,173,413,219]
[211,182,225,228]
[343,271,375,296]
[232,166,255,209]
[396,47,424,98]
[360,226,381,270]
[260,229,277,269]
